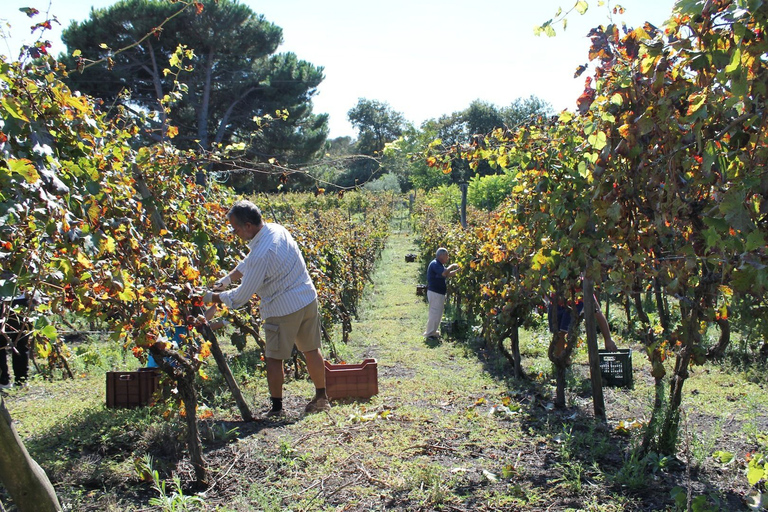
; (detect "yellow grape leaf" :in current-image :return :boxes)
[76,250,94,269]
[64,94,89,113]
[686,92,707,116]
[640,54,657,75]
[1,99,29,123]
[103,235,117,254]
[118,286,136,302]
[180,259,200,281]
[166,125,179,139]
[37,340,52,359]
[718,285,733,297]
[87,202,100,224]
[618,124,631,139]
[8,158,39,183]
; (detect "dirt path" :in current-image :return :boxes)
[213,231,588,511]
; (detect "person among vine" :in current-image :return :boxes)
[0,294,32,389]
[548,291,618,357]
[423,247,460,341]
[203,200,329,418]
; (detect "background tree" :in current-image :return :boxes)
[336,98,408,188]
[400,97,553,192]
[62,0,328,186]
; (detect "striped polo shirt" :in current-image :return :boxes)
[219,223,317,319]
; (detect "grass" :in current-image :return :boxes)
[1,226,767,510]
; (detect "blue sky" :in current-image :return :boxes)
[2,0,678,138]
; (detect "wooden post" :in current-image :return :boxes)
[459,182,468,229]
[194,311,254,422]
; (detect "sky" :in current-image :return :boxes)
[2,0,679,138]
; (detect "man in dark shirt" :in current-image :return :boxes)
[423,248,459,340]
[0,295,31,389]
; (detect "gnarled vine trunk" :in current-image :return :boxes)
[151,345,208,486]
[706,317,731,360]
[549,304,580,409]
[175,373,208,486]
[497,325,526,380]
[654,278,670,331]
[657,304,700,454]
[632,289,650,326]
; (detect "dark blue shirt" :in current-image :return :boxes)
[427,259,446,295]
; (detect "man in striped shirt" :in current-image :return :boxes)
[203,200,329,417]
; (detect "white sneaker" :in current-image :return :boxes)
[0,382,12,390]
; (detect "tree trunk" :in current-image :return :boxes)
[658,305,699,455]
[497,326,526,380]
[552,342,568,409]
[0,397,62,512]
[150,344,208,486]
[132,164,168,235]
[197,48,214,149]
[146,40,168,133]
[175,375,208,486]
[654,278,669,331]
[640,323,667,455]
[641,376,667,455]
[632,290,650,326]
[584,279,606,423]
[213,86,258,145]
[459,183,468,229]
[706,317,731,360]
[509,325,525,380]
[623,293,633,333]
[548,304,580,409]
[197,323,253,422]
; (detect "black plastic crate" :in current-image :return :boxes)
[598,349,633,388]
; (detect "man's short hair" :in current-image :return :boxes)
[227,200,263,226]
[436,247,448,258]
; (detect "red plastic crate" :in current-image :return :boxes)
[106,369,160,408]
[324,358,378,400]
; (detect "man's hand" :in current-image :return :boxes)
[212,275,231,292]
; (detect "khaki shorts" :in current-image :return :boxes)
[262,300,322,360]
